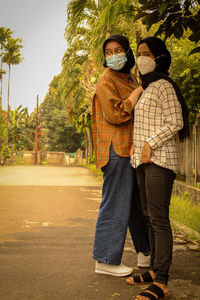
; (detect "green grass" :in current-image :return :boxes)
[170,195,200,241]
[15,157,24,165]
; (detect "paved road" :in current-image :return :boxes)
[0,166,200,300]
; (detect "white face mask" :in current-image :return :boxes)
[106,53,127,71]
[136,56,156,75]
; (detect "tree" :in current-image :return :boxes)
[0,106,34,164]
[132,0,200,55]
[168,32,200,121]
[7,106,33,151]
[42,107,84,152]
[2,37,23,110]
[0,27,12,107]
[39,77,85,153]
[1,36,23,163]
[66,0,138,68]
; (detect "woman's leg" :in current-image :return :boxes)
[93,144,135,265]
[137,164,155,271]
[128,174,150,254]
[144,163,175,285]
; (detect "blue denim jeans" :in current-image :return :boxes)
[137,163,176,284]
[93,144,150,265]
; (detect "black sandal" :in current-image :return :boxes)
[135,283,170,300]
[126,271,153,285]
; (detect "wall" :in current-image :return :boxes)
[74,148,86,165]
[5,151,74,166]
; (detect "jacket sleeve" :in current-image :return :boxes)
[146,81,183,149]
[96,74,133,125]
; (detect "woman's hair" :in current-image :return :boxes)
[137,37,171,75]
[103,34,135,73]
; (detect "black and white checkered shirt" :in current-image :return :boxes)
[131,79,183,173]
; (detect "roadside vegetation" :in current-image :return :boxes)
[170,195,200,243]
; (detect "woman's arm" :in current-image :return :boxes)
[128,86,143,110]
[96,75,142,125]
[145,81,183,150]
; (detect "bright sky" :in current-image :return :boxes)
[0,0,70,114]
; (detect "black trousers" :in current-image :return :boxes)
[137,163,176,285]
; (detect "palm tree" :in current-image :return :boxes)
[66,0,141,67]
[2,37,23,111]
[0,27,12,107]
[1,37,23,164]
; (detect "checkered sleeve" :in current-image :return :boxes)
[146,81,183,149]
[96,75,132,125]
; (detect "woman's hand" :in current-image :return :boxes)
[140,142,152,164]
[129,86,144,109]
[135,85,144,94]
[129,144,135,157]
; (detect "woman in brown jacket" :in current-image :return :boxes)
[92,34,150,276]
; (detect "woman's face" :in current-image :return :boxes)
[104,40,125,58]
[137,42,154,59]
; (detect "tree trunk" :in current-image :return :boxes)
[85,131,88,164]
[7,64,10,110]
[135,29,142,45]
[4,64,11,165]
[170,36,173,73]
[88,126,93,164]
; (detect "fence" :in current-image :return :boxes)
[177,113,200,186]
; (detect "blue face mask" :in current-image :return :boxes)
[106,53,127,71]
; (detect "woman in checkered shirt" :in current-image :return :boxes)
[127,37,189,300]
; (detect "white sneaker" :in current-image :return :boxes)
[95,261,134,277]
[137,252,150,268]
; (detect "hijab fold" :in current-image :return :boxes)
[138,37,190,141]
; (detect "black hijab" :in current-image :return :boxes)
[137,36,190,141]
[103,34,135,74]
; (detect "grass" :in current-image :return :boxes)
[170,195,200,242]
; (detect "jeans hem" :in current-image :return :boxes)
[93,256,121,265]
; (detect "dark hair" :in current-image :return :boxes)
[137,36,171,75]
[103,34,135,73]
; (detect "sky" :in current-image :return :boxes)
[0,0,70,114]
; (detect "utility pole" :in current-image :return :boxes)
[35,95,39,165]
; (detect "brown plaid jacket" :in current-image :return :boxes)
[92,68,138,168]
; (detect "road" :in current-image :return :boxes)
[0,166,200,300]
